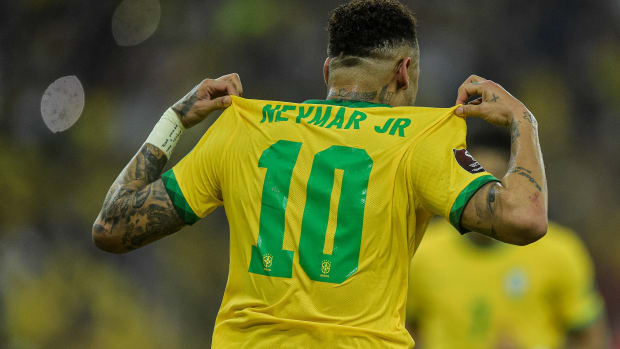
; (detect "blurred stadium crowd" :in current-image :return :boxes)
[0,0,619,347]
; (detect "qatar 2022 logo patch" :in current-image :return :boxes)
[453,148,486,174]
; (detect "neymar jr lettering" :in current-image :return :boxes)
[261,104,412,137]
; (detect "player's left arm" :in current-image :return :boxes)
[92,74,242,253]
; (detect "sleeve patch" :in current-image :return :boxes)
[453,148,486,174]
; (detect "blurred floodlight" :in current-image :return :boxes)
[40,76,85,133]
[111,0,161,46]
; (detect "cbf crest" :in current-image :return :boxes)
[504,268,529,298]
[320,259,332,278]
[262,253,273,271]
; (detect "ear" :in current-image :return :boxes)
[396,57,411,90]
[323,57,330,86]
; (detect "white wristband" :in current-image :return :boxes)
[145,108,185,159]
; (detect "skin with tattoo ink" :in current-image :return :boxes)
[93,74,243,253]
[454,74,548,245]
[93,143,183,251]
[323,47,420,107]
[327,88,378,102]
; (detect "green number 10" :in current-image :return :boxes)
[249,140,373,284]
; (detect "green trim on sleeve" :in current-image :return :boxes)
[566,286,605,333]
[566,302,604,333]
[161,169,200,225]
[449,175,500,234]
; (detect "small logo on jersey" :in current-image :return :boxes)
[453,148,486,174]
[504,268,529,298]
[262,253,273,271]
[320,260,331,277]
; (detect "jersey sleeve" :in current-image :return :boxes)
[552,227,604,331]
[409,111,499,233]
[161,108,237,225]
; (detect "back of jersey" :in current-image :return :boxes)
[161,96,498,348]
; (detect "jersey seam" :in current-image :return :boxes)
[403,107,460,212]
[216,103,243,201]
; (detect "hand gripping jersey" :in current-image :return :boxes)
[407,220,604,349]
[161,96,498,348]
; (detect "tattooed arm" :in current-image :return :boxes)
[92,144,184,253]
[92,74,243,253]
[454,75,548,245]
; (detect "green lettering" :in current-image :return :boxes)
[296,106,315,123]
[261,104,282,123]
[389,118,411,137]
[249,142,373,284]
[276,105,296,122]
[344,110,367,130]
[325,107,346,129]
[249,140,301,278]
[309,106,332,127]
[374,118,394,133]
[299,146,373,283]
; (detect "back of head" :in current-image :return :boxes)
[326,0,420,105]
[328,0,418,62]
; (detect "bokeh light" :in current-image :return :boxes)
[40,75,85,133]
[111,0,161,47]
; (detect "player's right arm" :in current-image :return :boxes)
[92,74,242,253]
[455,75,547,245]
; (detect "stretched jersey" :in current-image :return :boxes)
[407,220,604,349]
[161,96,498,348]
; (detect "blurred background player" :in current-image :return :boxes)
[406,141,611,349]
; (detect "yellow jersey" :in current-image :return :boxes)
[161,96,498,348]
[407,219,604,349]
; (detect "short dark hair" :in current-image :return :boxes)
[327,0,418,58]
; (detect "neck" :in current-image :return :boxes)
[327,84,396,106]
[326,65,415,107]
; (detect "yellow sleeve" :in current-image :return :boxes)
[161,108,237,224]
[409,112,499,233]
[552,227,604,331]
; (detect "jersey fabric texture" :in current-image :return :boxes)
[407,219,604,349]
[161,96,498,348]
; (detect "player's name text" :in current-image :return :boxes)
[261,104,411,137]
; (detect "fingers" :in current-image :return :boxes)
[455,103,487,117]
[217,73,243,96]
[194,95,232,114]
[467,97,483,105]
[200,78,241,99]
[456,74,486,105]
[188,78,239,114]
[209,95,233,109]
[456,82,486,106]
